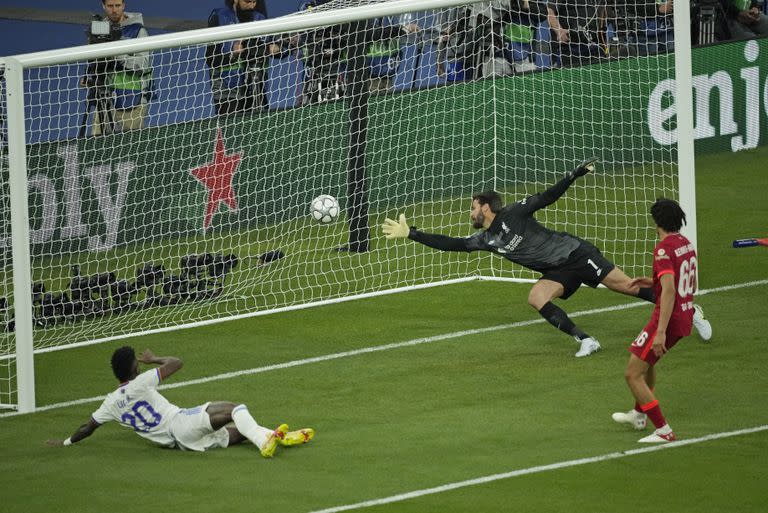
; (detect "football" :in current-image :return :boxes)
[309,194,340,224]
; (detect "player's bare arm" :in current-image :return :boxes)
[653,273,676,357]
[46,417,101,447]
[139,349,183,381]
[629,277,654,289]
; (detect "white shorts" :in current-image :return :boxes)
[169,402,230,452]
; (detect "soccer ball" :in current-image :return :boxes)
[309,194,340,224]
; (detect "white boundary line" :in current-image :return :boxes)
[307,424,768,513]
[1,278,766,418]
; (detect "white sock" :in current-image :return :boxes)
[232,405,272,449]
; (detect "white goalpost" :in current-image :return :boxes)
[1,0,696,412]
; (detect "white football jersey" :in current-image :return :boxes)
[91,368,181,447]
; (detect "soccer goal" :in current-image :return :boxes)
[1,0,696,412]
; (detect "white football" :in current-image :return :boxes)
[309,194,340,224]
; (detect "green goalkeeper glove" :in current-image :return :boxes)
[570,156,599,179]
[382,214,410,239]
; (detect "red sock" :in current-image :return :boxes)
[640,399,666,429]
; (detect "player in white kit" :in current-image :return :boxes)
[47,346,314,456]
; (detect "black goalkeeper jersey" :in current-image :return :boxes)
[408,174,582,273]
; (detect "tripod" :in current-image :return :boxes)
[698,3,718,44]
[693,0,728,45]
[79,60,118,137]
[79,84,116,137]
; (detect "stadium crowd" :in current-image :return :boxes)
[1,0,766,138]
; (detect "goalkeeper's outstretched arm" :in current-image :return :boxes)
[381,214,471,252]
[522,157,598,213]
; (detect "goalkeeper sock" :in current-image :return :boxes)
[637,287,655,303]
[538,301,589,340]
[232,404,272,449]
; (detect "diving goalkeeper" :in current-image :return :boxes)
[381,158,712,357]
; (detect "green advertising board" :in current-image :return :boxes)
[1,38,765,257]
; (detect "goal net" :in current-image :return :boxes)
[1,0,687,410]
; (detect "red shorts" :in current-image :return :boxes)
[628,317,686,365]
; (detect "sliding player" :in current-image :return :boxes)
[47,346,314,455]
[382,158,712,357]
[613,199,701,442]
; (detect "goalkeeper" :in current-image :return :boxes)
[382,158,712,357]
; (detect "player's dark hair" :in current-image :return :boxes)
[650,198,686,233]
[472,191,503,213]
[111,346,136,382]
[225,0,267,15]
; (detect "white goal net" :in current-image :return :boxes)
[1,0,689,410]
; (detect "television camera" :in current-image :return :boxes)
[79,15,124,137]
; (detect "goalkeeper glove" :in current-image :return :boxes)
[382,214,410,239]
[569,156,599,179]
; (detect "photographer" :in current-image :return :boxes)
[720,0,768,39]
[84,0,152,136]
[624,0,675,55]
[297,0,347,104]
[206,0,283,116]
[547,0,607,67]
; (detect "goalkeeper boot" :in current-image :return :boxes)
[574,337,601,357]
[279,428,315,447]
[260,423,288,458]
[692,304,712,342]
[638,426,677,443]
[612,409,647,430]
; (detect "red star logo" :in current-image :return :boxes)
[190,129,242,230]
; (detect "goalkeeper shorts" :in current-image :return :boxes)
[539,240,615,299]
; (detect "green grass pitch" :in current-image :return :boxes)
[1,147,767,513]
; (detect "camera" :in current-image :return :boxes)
[692,0,726,45]
[131,262,165,308]
[79,15,124,137]
[39,292,71,328]
[134,263,165,289]
[181,253,213,280]
[208,254,239,283]
[67,266,118,319]
[31,282,46,306]
[176,253,239,300]
[86,14,122,45]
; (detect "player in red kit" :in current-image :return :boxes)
[611,198,710,443]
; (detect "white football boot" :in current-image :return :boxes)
[692,304,712,342]
[638,427,677,443]
[574,337,601,358]
[611,409,647,430]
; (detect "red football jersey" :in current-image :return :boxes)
[650,232,696,336]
